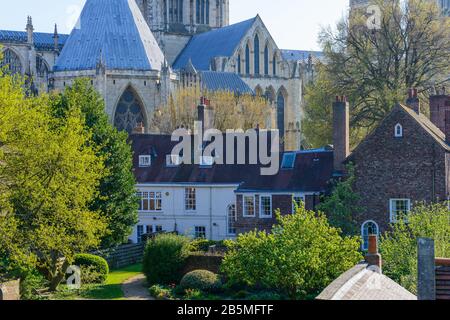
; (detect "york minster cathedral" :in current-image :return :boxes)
[0,0,324,151]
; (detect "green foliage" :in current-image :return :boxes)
[74,254,109,284]
[0,73,107,291]
[19,269,48,300]
[180,270,222,292]
[149,284,175,300]
[247,291,284,301]
[189,239,225,252]
[317,164,361,236]
[380,203,450,294]
[183,288,204,300]
[143,234,191,285]
[50,79,138,247]
[221,204,362,299]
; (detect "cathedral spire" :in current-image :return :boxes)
[26,16,34,45]
[53,24,59,52]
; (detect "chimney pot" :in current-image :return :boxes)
[365,234,382,273]
[407,88,420,114]
[132,122,145,134]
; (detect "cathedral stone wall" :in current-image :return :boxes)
[155,33,191,65]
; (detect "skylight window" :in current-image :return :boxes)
[139,155,152,168]
[281,153,296,169]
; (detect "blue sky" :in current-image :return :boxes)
[0,0,349,51]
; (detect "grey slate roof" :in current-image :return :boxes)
[316,263,417,300]
[173,17,257,71]
[201,71,253,95]
[280,49,324,62]
[0,30,69,51]
[54,0,164,72]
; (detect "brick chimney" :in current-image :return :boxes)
[132,122,145,134]
[430,87,450,133]
[198,97,214,133]
[445,111,450,144]
[406,88,420,114]
[365,234,382,273]
[333,96,350,173]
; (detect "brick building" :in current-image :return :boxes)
[345,89,450,248]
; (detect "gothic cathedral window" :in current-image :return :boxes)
[0,49,22,74]
[245,44,250,75]
[254,34,260,75]
[273,54,277,76]
[114,87,146,134]
[264,45,269,76]
[277,91,285,141]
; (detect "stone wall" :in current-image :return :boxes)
[0,279,20,301]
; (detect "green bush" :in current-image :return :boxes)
[184,288,204,300]
[149,285,174,300]
[74,254,109,284]
[189,239,225,252]
[20,269,48,300]
[221,204,362,299]
[143,234,191,285]
[180,270,222,292]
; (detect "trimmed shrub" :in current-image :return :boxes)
[189,239,225,252]
[143,234,191,285]
[180,270,222,292]
[74,254,109,284]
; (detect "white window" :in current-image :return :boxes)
[260,195,272,218]
[390,199,411,223]
[166,154,181,167]
[394,124,403,138]
[361,220,379,251]
[155,225,163,233]
[243,195,255,217]
[139,155,152,167]
[292,195,305,213]
[195,226,206,239]
[185,188,197,211]
[137,225,144,243]
[137,192,162,212]
[228,204,237,235]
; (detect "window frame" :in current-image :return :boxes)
[227,204,237,236]
[194,226,207,239]
[259,195,273,218]
[394,123,403,138]
[185,187,197,212]
[292,194,305,213]
[137,225,144,243]
[389,198,411,223]
[139,155,152,168]
[137,191,163,212]
[361,220,379,251]
[243,195,256,218]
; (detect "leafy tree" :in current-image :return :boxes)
[0,73,107,291]
[221,204,362,299]
[150,87,272,133]
[304,0,450,146]
[51,79,138,247]
[317,164,361,236]
[380,203,450,294]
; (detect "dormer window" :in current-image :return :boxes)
[139,155,152,167]
[166,154,181,167]
[281,153,296,169]
[394,124,403,138]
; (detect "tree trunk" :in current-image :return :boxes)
[48,260,70,292]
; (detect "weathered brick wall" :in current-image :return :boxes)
[0,279,20,300]
[351,106,448,233]
[235,194,320,234]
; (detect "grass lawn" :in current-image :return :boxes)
[51,264,143,300]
